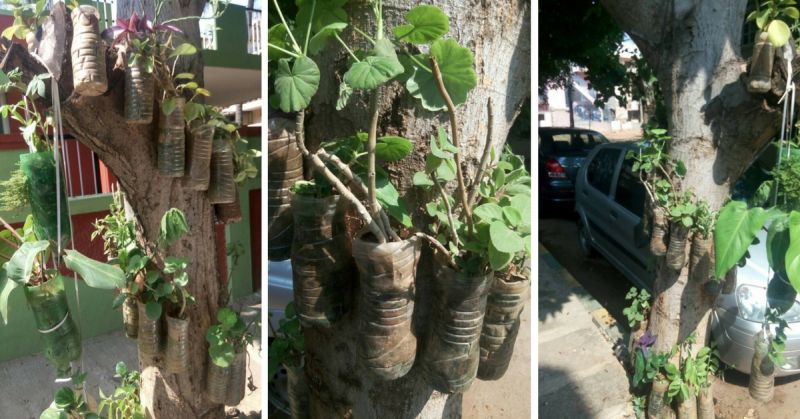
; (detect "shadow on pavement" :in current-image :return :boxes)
[538,366,593,419]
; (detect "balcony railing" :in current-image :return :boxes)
[247,9,261,55]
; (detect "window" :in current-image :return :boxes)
[615,162,647,217]
[586,148,620,195]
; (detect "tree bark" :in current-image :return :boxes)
[600,0,786,358]
[0,1,224,417]
[298,0,530,417]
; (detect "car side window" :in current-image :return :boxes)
[586,148,621,195]
[615,161,647,217]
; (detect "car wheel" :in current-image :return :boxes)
[578,221,596,258]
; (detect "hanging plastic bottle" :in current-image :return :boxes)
[748,32,774,93]
[749,328,775,402]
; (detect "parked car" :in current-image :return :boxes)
[539,127,608,211]
[575,141,800,377]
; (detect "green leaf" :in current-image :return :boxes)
[413,171,434,187]
[336,82,353,111]
[474,203,504,221]
[174,73,195,80]
[210,341,235,367]
[0,269,17,324]
[406,38,477,111]
[344,56,404,90]
[54,387,75,408]
[169,43,197,58]
[489,221,525,253]
[785,211,800,293]
[375,176,412,227]
[503,206,523,227]
[296,0,347,33]
[162,96,176,115]
[159,208,189,246]
[714,201,771,279]
[5,240,49,286]
[274,56,321,113]
[393,5,450,44]
[375,136,412,162]
[768,214,791,269]
[183,102,205,122]
[489,242,514,271]
[63,250,126,289]
[218,307,237,328]
[767,19,792,47]
[509,194,531,228]
[436,159,457,182]
[145,300,162,321]
[0,69,9,86]
[307,22,347,55]
[785,7,800,19]
[268,24,293,61]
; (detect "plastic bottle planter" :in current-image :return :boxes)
[677,390,697,419]
[267,117,303,261]
[627,320,647,369]
[286,364,310,419]
[186,122,215,190]
[137,302,162,358]
[647,377,669,418]
[20,152,71,246]
[477,271,530,380]
[690,233,714,282]
[748,32,774,94]
[124,52,154,124]
[749,329,775,402]
[70,6,107,96]
[291,194,351,327]
[158,97,186,177]
[698,381,714,419]
[216,189,243,224]
[666,224,689,271]
[650,207,668,257]
[122,297,138,339]
[225,349,247,406]
[208,137,237,204]
[423,266,493,393]
[352,237,421,380]
[206,359,231,404]
[165,316,190,374]
[24,276,82,378]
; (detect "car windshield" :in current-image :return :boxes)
[540,131,608,155]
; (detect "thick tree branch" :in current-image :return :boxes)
[468,98,494,205]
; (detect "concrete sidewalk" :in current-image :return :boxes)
[538,244,633,419]
[0,294,262,418]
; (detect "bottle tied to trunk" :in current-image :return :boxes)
[158,97,187,177]
[71,6,108,96]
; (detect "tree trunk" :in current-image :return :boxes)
[0,1,224,417]
[298,0,530,417]
[601,0,786,371]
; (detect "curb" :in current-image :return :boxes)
[539,243,631,364]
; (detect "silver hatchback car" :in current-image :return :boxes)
[575,141,800,377]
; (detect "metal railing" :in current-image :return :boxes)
[247,9,261,55]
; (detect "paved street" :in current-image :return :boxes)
[538,243,633,418]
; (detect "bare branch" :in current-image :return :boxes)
[433,181,460,248]
[295,112,387,243]
[431,56,474,237]
[413,232,457,269]
[0,215,24,242]
[468,98,494,205]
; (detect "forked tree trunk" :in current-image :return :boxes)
[297,1,530,417]
[0,1,223,417]
[600,0,787,377]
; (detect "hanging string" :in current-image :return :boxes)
[27,48,87,390]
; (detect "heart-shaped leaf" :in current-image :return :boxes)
[375,136,412,162]
[406,38,477,111]
[503,206,523,227]
[145,300,162,321]
[274,56,321,112]
[63,249,126,290]
[5,240,49,286]
[767,19,791,47]
[489,242,514,271]
[375,174,412,227]
[474,203,503,221]
[715,201,771,279]
[344,56,404,90]
[413,171,434,187]
[296,0,347,33]
[393,4,449,44]
[308,22,348,55]
[336,82,353,111]
[768,214,790,269]
[489,221,525,253]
